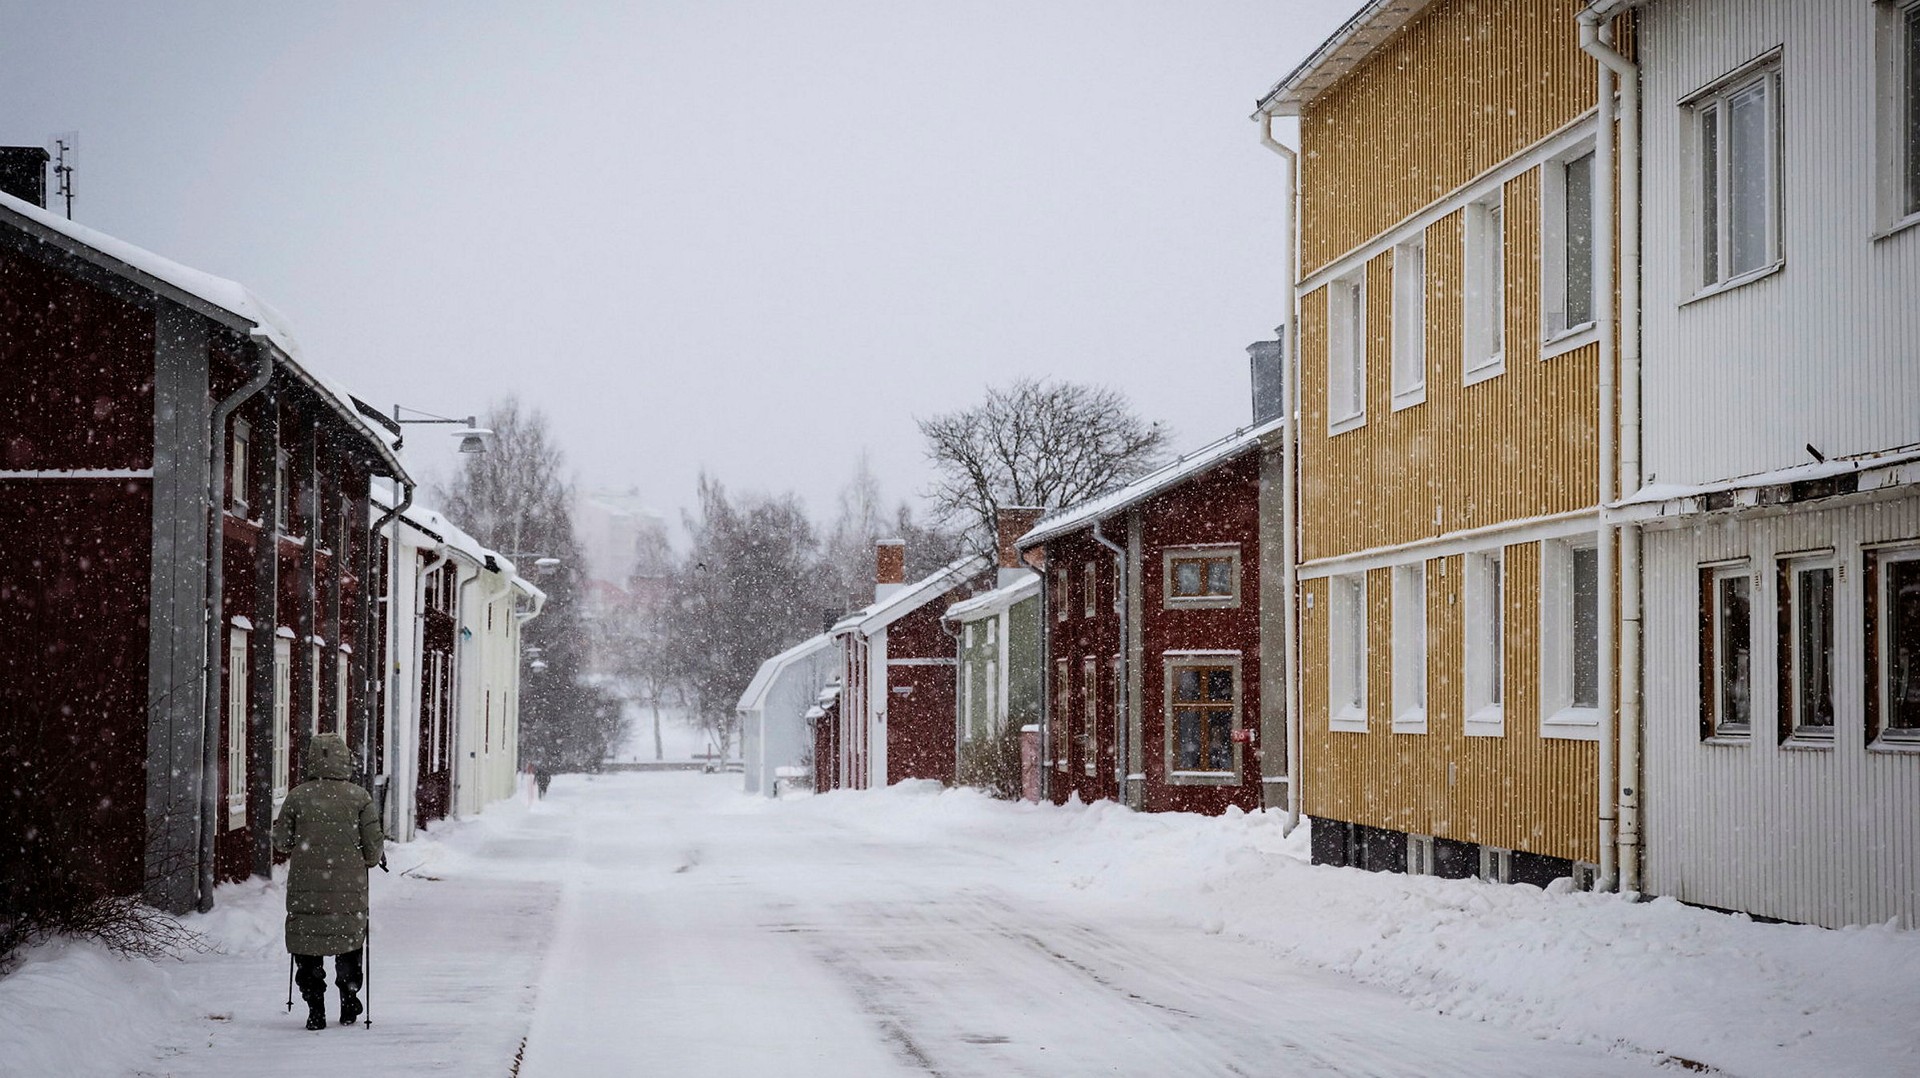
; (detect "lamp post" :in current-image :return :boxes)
[391,404,491,454]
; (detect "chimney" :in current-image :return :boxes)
[995,506,1045,588]
[1248,327,1286,425]
[874,539,906,602]
[0,148,50,209]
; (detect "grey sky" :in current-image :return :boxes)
[0,1,1347,526]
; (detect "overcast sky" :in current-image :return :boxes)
[1,1,1348,527]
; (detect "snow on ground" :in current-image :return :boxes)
[609,701,730,764]
[3,773,1915,1077]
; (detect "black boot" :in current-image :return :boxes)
[305,999,327,1031]
[340,991,361,1027]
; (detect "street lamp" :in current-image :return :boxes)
[392,404,491,453]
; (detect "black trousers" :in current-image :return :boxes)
[294,949,364,1003]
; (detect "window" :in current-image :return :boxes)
[226,628,249,831]
[1868,545,1920,744]
[1778,554,1836,742]
[962,659,975,743]
[1694,60,1781,286]
[1164,546,1240,609]
[1168,660,1239,775]
[1541,541,1601,737]
[1479,846,1513,884]
[336,651,349,735]
[273,635,292,801]
[1327,270,1366,431]
[1700,563,1753,739]
[1462,191,1506,381]
[1465,551,1505,735]
[985,659,999,737]
[1054,567,1068,622]
[1053,658,1070,769]
[1407,834,1435,876]
[1907,3,1920,215]
[311,641,323,736]
[1084,562,1097,618]
[1392,563,1427,733]
[229,419,250,515]
[275,451,291,532]
[1082,656,1098,776]
[1329,574,1368,732]
[1391,238,1427,408]
[1542,144,1597,342]
[963,623,974,650]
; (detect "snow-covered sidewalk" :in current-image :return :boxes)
[4,773,1917,1077]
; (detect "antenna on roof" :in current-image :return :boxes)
[48,132,76,219]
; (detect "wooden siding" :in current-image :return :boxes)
[1298,0,1600,276]
[1642,494,1920,928]
[1300,173,1601,564]
[1303,547,1598,863]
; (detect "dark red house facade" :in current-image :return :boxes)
[0,178,407,915]
[1019,420,1286,815]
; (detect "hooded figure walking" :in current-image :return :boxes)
[271,732,385,1031]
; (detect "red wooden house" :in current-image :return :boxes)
[825,542,990,790]
[1018,419,1285,814]
[0,165,407,915]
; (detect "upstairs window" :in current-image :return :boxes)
[1165,546,1240,609]
[1391,237,1427,408]
[1083,562,1097,618]
[1326,271,1366,432]
[1908,3,1920,214]
[1462,191,1506,383]
[1700,563,1754,739]
[1694,60,1781,286]
[1875,2,1920,224]
[229,419,251,515]
[1778,553,1835,743]
[1542,144,1597,341]
[1054,567,1068,622]
[275,451,291,533]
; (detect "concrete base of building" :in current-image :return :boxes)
[1308,816,1576,888]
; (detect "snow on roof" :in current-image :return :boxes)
[736,633,836,714]
[370,482,544,601]
[831,553,993,638]
[0,189,400,465]
[1253,1,1438,118]
[1617,447,1920,512]
[944,571,1040,623]
[1017,417,1284,550]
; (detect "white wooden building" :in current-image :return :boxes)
[737,633,838,797]
[1621,0,1920,927]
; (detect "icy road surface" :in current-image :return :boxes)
[43,770,1665,1078]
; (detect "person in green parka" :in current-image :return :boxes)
[271,732,385,1031]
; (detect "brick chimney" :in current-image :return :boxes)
[996,506,1045,588]
[874,539,906,602]
[0,148,50,209]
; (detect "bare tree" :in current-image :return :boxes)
[918,379,1169,549]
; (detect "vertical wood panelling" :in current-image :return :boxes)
[1299,0,1597,275]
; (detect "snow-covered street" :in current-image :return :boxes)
[7,771,1920,1077]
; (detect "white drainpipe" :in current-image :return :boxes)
[1258,111,1303,836]
[1579,1,1642,893]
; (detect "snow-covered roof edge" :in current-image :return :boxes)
[0,190,404,476]
[1252,0,1438,118]
[1616,447,1920,516]
[943,572,1040,623]
[736,633,836,714]
[371,481,546,604]
[1017,416,1284,550]
[831,553,993,637]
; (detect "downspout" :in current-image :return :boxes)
[1260,111,1304,836]
[197,341,273,912]
[1580,1,1643,893]
[1091,518,1128,804]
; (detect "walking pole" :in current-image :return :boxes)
[286,955,295,1013]
[363,919,372,1028]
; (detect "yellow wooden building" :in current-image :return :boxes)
[1257,0,1626,885]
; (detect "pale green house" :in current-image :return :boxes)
[944,572,1040,795]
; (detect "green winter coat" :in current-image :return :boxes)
[270,733,385,956]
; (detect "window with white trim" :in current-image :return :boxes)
[1694,59,1781,286]
[1462,191,1505,381]
[1700,562,1753,739]
[1407,833,1435,876]
[229,419,250,515]
[1327,270,1366,431]
[1906,2,1920,216]
[985,659,999,737]
[272,635,292,801]
[1167,659,1239,775]
[1084,562,1097,618]
[1391,238,1426,408]
[1542,143,1597,341]
[1082,656,1098,776]
[1540,540,1601,737]
[1053,658,1069,769]
[1479,846,1513,884]
[311,641,323,736]
[1054,567,1068,623]
[226,628,249,831]
[1465,550,1505,734]
[962,659,975,743]
[275,451,291,532]
[1868,544,1920,744]
[1164,545,1240,609]
[1392,563,1427,732]
[1329,574,1368,732]
[1778,553,1836,742]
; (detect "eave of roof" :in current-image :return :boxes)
[1252,1,1434,118]
[736,632,836,713]
[831,553,992,637]
[943,572,1040,622]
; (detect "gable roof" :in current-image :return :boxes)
[943,571,1040,623]
[1253,1,1436,118]
[736,633,836,714]
[1016,417,1283,550]
[831,553,992,638]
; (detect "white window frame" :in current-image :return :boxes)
[1540,138,1600,352]
[1875,1,1920,234]
[336,646,350,734]
[1082,655,1098,776]
[1688,55,1783,293]
[1053,658,1070,770]
[1407,833,1435,876]
[226,628,249,831]
[1162,544,1242,610]
[1464,550,1506,736]
[1083,562,1097,618]
[311,641,324,736]
[1479,846,1513,884]
[1329,574,1369,733]
[1326,270,1367,433]
[229,418,250,516]
[1391,562,1427,734]
[985,658,999,738]
[1390,237,1427,409]
[1702,561,1755,741]
[963,623,974,650]
[1461,189,1506,385]
[1779,552,1838,745]
[1054,567,1068,623]
[272,634,292,803]
[962,659,975,744]
[1539,539,1602,740]
[1871,543,1920,745]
